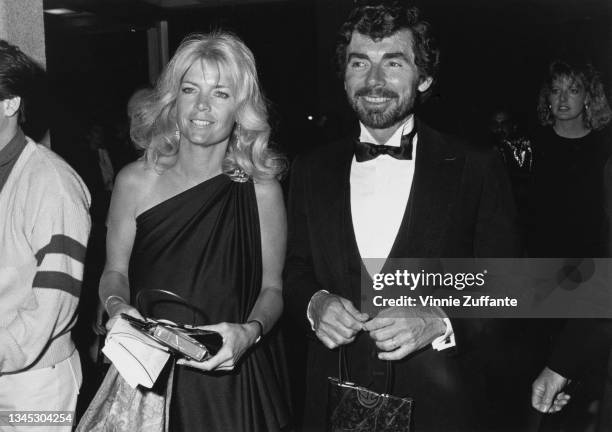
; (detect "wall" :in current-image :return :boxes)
[0,0,46,66]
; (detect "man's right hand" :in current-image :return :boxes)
[309,292,368,349]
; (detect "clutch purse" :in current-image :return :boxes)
[121,313,222,362]
[327,348,413,432]
[125,289,223,361]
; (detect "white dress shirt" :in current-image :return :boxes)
[351,116,416,276]
[351,116,454,350]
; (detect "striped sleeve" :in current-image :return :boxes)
[33,234,87,297]
[0,170,90,372]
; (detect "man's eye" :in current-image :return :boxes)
[349,61,366,68]
[388,61,403,68]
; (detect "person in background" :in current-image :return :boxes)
[488,107,533,175]
[527,60,612,258]
[0,40,91,431]
[98,32,291,431]
[487,106,533,235]
[530,59,612,430]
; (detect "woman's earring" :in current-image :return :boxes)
[235,123,242,144]
[175,129,180,140]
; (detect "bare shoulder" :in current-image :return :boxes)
[112,160,159,216]
[115,160,155,189]
[116,160,161,195]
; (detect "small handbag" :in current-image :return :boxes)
[327,348,413,432]
[77,289,207,431]
[132,289,223,361]
[76,363,174,432]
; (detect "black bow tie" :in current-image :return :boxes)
[354,128,417,162]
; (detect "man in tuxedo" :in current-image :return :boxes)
[284,2,520,431]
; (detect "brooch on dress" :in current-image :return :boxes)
[228,168,251,183]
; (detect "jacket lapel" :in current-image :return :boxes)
[310,123,465,286]
[308,139,356,295]
[387,120,465,260]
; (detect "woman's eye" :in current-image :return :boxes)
[215,91,230,99]
[181,86,196,94]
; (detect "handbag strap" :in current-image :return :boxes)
[338,347,394,395]
[338,346,349,382]
[384,359,394,396]
[135,289,209,325]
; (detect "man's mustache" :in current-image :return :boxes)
[354,87,398,99]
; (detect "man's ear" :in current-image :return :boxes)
[417,76,433,93]
[3,96,21,118]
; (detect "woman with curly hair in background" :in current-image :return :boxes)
[529,59,612,430]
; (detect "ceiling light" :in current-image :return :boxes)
[44,8,78,15]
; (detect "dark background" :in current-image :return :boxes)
[42,0,612,159]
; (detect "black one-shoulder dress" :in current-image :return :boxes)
[128,174,291,432]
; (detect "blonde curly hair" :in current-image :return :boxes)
[130,31,286,180]
[537,60,612,131]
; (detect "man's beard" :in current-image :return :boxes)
[348,86,416,129]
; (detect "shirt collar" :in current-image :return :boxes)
[0,128,26,167]
[358,115,415,148]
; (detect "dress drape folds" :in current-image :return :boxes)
[129,174,291,432]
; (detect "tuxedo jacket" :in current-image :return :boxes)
[283,120,521,431]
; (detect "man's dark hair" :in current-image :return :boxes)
[336,1,439,97]
[0,40,39,123]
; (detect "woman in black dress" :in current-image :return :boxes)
[529,60,612,422]
[527,60,612,258]
[98,32,290,431]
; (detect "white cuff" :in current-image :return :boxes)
[306,290,329,331]
[432,318,456,351]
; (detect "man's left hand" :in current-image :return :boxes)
[364,306,446,361]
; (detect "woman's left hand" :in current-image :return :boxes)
[176,322,260,371]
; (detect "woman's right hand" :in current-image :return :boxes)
[105,298,144,332]
[176,322,260,372]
